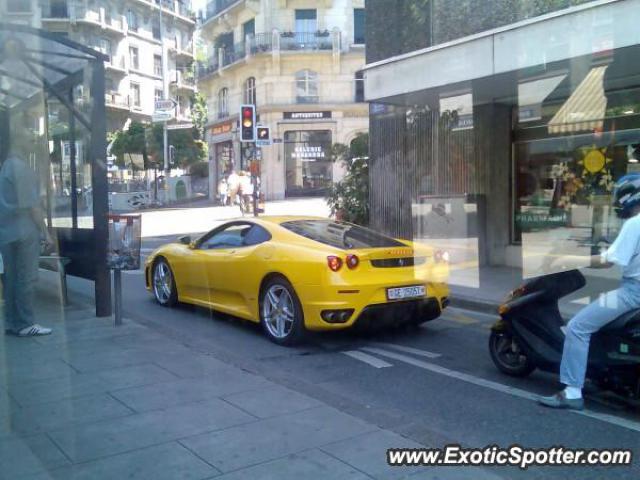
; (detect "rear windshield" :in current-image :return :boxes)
[281,220,406,249]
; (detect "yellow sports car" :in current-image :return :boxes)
[145,216,449,345]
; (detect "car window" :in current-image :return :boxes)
[281,220,406,249]
[242,225,272,246]
[200,225,251,249]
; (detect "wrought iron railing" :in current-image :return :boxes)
[280,31,334,51]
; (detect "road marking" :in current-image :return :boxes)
[368,342,441,358]
[359,347,640,433]
[342,350,393,368]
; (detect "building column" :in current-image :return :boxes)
[473,102,514,269]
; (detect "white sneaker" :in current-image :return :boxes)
[17,324,52,337]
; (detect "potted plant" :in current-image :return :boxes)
[325,133,369,226]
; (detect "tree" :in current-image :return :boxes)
[190,91,208,142]
[325,133,370,226]
[109,121,151,170]
[147,123,206,170]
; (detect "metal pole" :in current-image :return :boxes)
[159,2,170,202]
[113,269,122,326]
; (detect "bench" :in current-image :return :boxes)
[39,256,70,306]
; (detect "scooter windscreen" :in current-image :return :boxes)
[516,269,586,300]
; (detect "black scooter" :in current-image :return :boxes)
[489,269,640,399]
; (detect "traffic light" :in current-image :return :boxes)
[240,105,255,142]
[256,126,270,142]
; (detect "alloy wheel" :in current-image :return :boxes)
[262,284,295,339]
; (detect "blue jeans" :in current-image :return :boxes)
[0,235,39,333]
[560,279,640,388]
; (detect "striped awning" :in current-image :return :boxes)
[548,66,607,134]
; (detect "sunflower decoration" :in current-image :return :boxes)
[577,145,615,194]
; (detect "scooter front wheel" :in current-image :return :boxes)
[489,330,536,377]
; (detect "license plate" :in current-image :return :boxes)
[386,285,425,301]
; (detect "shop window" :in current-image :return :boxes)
[284,130,333,197]
[244,77,256,106]
[218,87,229,118]
[295,70,318,104]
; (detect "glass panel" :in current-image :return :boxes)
[354,8,365,44]
[284,130,332,196]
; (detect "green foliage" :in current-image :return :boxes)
[110,120,206,171]
[325,133,370,226]
[147,123,207,169]
[109,121,150,170]
[190,92,208,141]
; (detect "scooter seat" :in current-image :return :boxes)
[601,308,640,332]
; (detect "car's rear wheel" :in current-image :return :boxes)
[489,330,535,377]
[260,277,305,346]
[152,258,178,307]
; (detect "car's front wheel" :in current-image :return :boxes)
[152,258,178,307]
[260,277,305,346]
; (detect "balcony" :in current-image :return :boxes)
[169,38,195,59]
[197,30,341,81]
[105,57,127,74]
[171,70,196,91]
[204,0,241,23]
[105,92,130,111]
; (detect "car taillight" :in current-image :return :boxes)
[434,250,450,263]
[327,255,343,272]
[346,254,359,269]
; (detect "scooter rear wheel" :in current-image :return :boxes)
[489,330,536,377]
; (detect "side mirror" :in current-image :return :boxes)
[178,235,191,246]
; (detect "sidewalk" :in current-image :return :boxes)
[0,278,500,480]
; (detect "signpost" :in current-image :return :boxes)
[155,99,177,111]
[166,123,194,130]
[152,111,174,123]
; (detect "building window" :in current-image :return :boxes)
[130,82,141,107]
[153,54,162,76]
[295,70,318,104]
[243,19,255,40]
[129,46,139,70]
[152,17,161,40]
[105,77,115,94]
[244,77,256,105]
[97,37,112,64]
[354,8,365,44]
[127,9,138,32]
[295,9,317,33]
[218,87,228,118]
[355,70,365,102]
[7,0,31,13]
[154,88,163,103]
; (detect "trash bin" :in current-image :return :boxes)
[107,214,142,270]
[107,214,141,326]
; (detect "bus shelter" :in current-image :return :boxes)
[0,23,111,316]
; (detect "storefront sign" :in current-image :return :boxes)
[516,211,568,231]
[291,145,326,161]
[284,111,332,120]
[210,122,233,136]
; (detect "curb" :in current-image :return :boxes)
[449,295,500,315]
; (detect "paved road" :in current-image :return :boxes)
[79,233,640,479]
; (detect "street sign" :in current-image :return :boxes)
[166,123,194,130]
[155,99,177,111]
[256,126,271,146]
[152,111,174,123]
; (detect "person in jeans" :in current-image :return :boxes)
[0,111,52,336]
[539,174,640,409]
